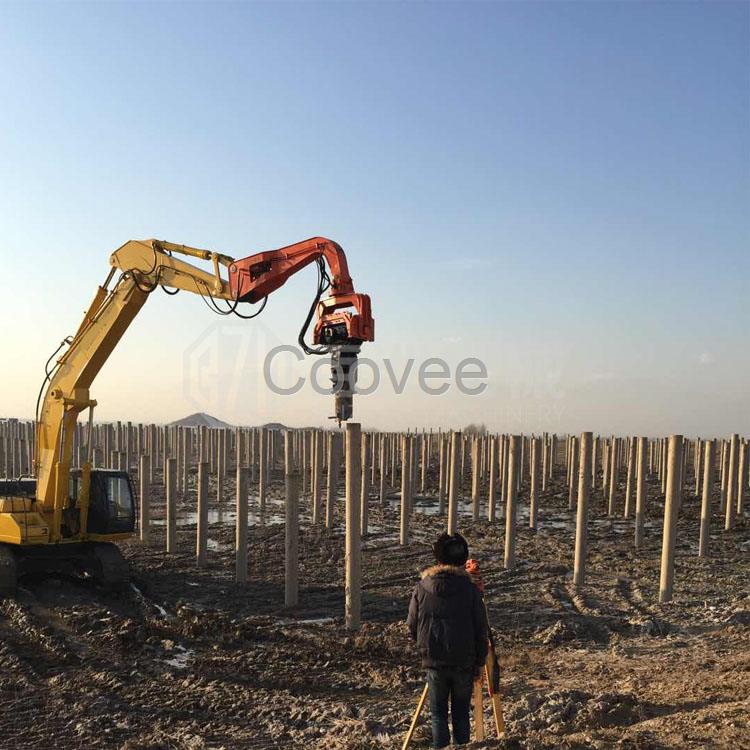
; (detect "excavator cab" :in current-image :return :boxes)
[68,469,136,537]
[0,470,136,540]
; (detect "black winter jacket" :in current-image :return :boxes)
[406,564,488,669]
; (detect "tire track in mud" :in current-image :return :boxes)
[481,563,575,630]
[0,585,153,749]
[538,574,675,641]
[564,582,608,618]
[0,595,73,678]
[2,578,176,685]
[531,579,634,643]
[614,577,655,617]
[545,581,581,614]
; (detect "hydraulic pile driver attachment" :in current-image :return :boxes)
[228,236,374,422]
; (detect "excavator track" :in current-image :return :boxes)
[0,544,18,598]
[89,543,130,590]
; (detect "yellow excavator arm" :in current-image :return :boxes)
[35,240,241,541]
[30,237,374,547]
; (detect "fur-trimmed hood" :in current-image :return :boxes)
[421,564,471,580]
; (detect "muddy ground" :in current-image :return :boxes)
[1,462,748,750]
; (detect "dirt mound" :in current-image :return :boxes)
[533,618,610,645]
[581,692,647,728]
[508,689,649,736]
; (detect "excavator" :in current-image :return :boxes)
[0,237,374,596]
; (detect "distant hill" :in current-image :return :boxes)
[168,414,290,431]
[170,412,234,429]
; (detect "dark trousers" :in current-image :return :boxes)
[426,666,474,749]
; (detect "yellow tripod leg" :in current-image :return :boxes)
[473,677,486,740]
[402,683,429,750]
[485,650,505,736]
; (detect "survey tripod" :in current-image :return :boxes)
[402,560,504,749]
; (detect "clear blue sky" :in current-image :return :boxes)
[0,1,747,436]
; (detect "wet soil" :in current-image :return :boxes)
[1,466,748,750]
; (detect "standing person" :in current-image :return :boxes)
[407,533,488,749]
